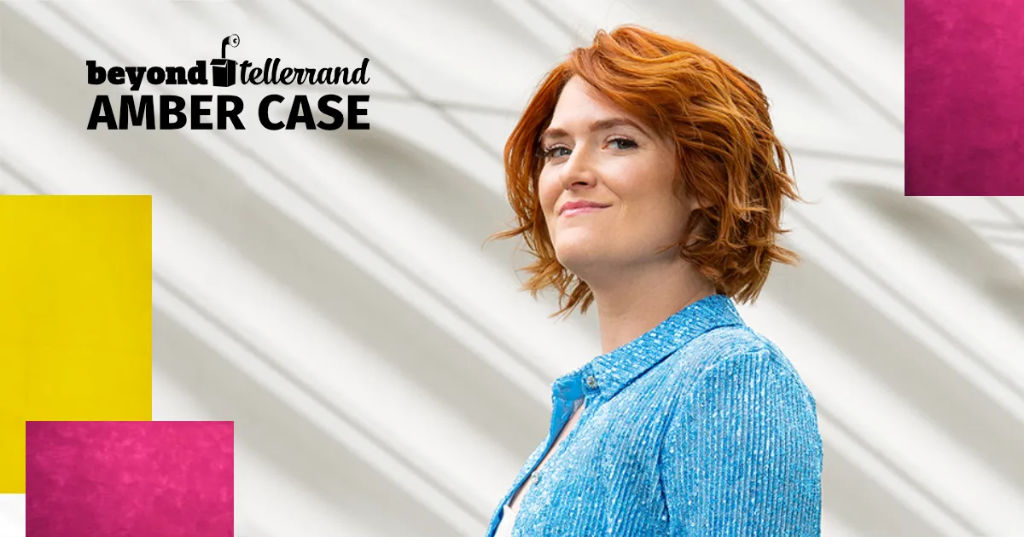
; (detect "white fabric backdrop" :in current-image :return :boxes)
[1,1,1022,536]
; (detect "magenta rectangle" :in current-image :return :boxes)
[26,421,233,537]
[907,0,1024,195]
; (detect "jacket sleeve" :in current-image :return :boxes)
[659,348,822,536]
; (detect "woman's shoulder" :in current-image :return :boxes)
[665,324,815,407]
[674,323,786,369]
[654,325,821,463]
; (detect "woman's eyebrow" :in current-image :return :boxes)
[540,117,648,144]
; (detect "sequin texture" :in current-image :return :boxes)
[486,294,822,536]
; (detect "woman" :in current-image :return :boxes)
[486,25,822,536]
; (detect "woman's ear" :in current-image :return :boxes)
[687,192,712,212]
[687,197,702,212]
[676,178,709,213]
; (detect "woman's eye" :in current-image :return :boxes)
[610,138,637,150]
[542,146,571,159]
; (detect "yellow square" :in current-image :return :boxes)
[0,195,151,493]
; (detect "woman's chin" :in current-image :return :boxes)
[555,244,612,274]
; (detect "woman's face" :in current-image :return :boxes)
[538,76,697,279]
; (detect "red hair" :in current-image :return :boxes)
[490,25,803,317]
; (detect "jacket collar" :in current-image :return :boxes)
[553,293,746,404]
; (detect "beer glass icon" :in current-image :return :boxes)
[212,34,240,87]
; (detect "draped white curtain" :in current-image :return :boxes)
[2,1,1022,536]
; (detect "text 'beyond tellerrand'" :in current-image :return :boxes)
[85,34,372,131]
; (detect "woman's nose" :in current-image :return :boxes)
[560,144,598,189]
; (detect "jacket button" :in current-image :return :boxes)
[585,375,598,388]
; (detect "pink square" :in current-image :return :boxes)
[26,421,233,537]
[907,0,1024,195]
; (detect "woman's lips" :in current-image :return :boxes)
[561,206,607,217]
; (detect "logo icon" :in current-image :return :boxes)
[212,34,240,87]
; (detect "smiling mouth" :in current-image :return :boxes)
[561,206,607,217]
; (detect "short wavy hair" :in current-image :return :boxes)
[491,25,803,317]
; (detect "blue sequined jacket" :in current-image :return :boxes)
[486,293,822,536]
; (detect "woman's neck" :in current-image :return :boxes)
[590,259,715,354]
